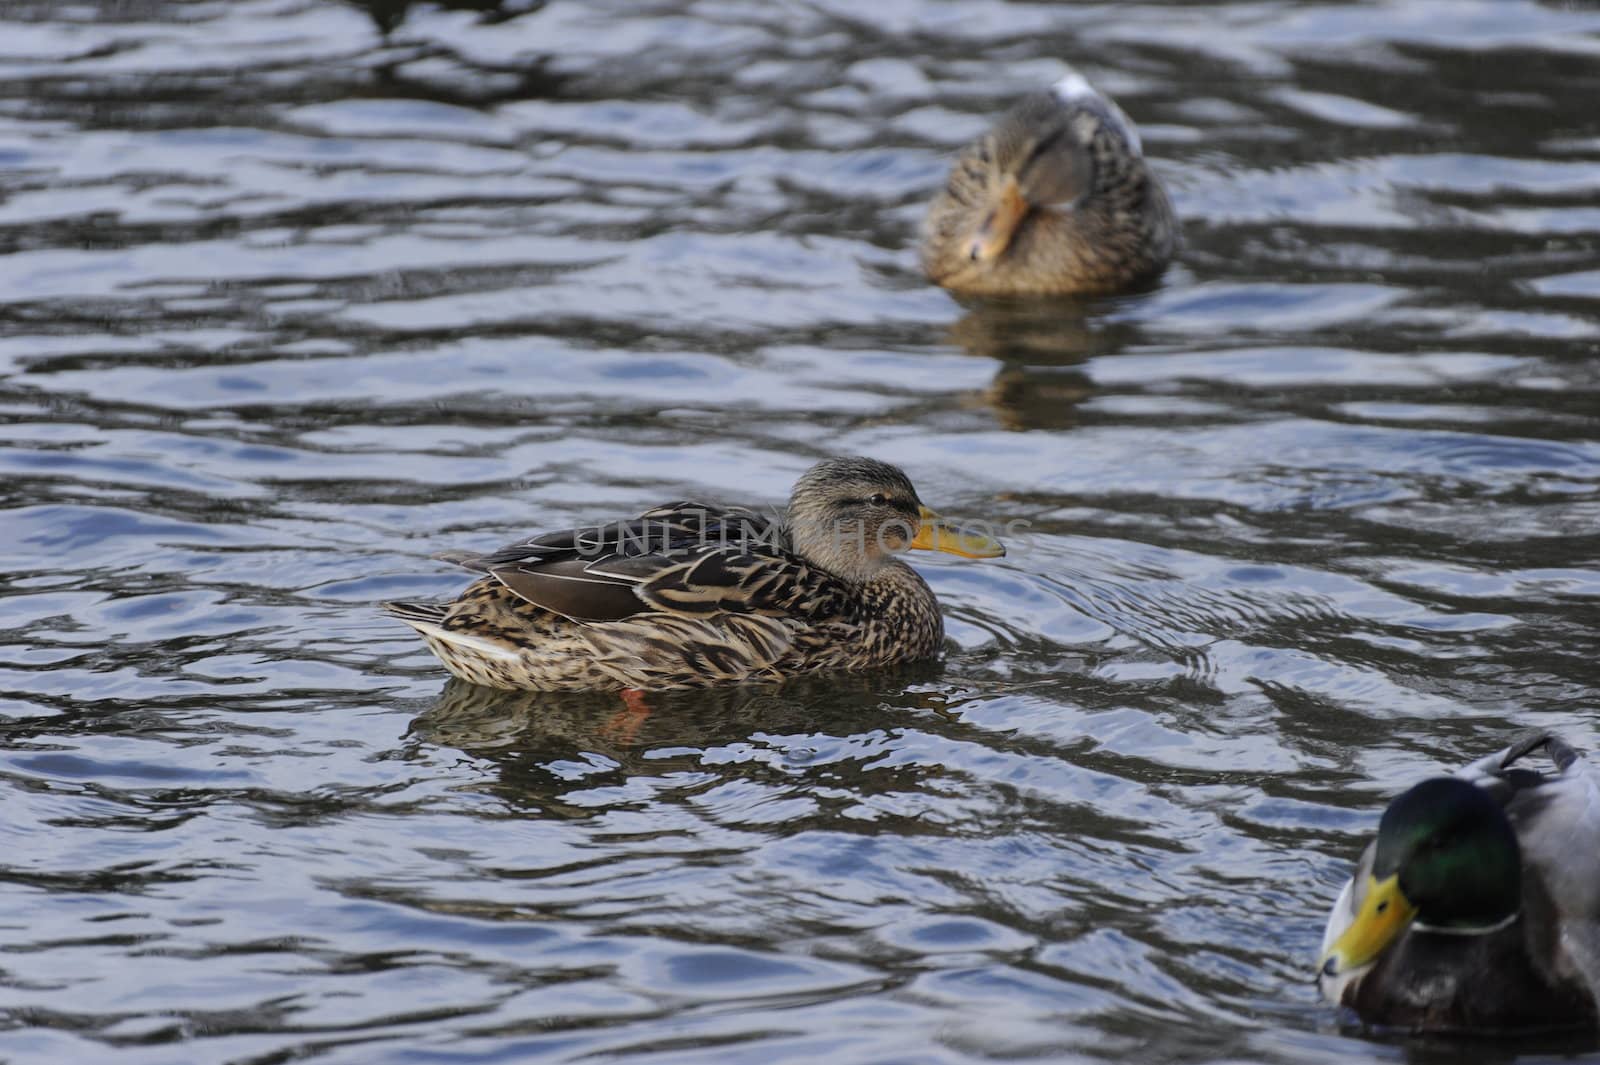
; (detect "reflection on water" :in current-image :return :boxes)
[408,670,951,802]
[2,0,1599,1062]
[944,300,1120,430]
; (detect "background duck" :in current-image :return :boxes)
[1319,730,1600,1033]
[384,457,1004,690]
[921,70,1179,297]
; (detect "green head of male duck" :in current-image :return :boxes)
[1322,777,1523,978]
[785,457,1004,584]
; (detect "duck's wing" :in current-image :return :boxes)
[1460,731,1600,1002]
[1050,69,1144,157]
[1452,728,1569,792]
[439,503,847,625]
[1457,731,1600,917]
[1454,730,1598,826]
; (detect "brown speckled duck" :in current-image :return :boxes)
[384,457,1004,690]
[1319,731,1600,1033]
[921,71,1179,297]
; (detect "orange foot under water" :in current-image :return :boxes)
[598,687,652,745]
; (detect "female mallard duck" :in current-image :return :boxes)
[384,457,1004,690]
[921,70,1178,297]
[1319,730,1600,1033]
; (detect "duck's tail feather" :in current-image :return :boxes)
[382,600,449,631]
[1500,729,1582,774]
[432,549,489,571]
[382,600,524,670]
[1542,732,1582,774]
[1050,68,1142,157]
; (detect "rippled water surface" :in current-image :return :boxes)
[4,1,1600,1061]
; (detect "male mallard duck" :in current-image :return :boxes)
[384,457,1004,690]
[921,70,1178,297]
[1319,730,1600,1033]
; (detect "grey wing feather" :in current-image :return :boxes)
[1051,70,1143,156]
[1471,730,1600,1003]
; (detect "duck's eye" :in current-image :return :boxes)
[869,493,888,506]
[1375,900,1389,914]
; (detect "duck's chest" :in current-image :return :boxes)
[785,569,943,669]
[1353,929,1598,1032]
[852,581,943,661]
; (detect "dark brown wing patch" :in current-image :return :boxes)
[436,502,831,626]
[489,558,648,623]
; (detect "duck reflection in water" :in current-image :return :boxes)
[938,296,1150,433]
[338,0,562,106]
[406,668,948,812]
[343,0,539,36]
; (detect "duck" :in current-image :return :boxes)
[384,457,1005,690]
[1318,729,1600,1033]
[920,70,1178,297]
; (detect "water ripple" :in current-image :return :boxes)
[1,1,1598,1063]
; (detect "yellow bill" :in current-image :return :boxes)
[965,175,1029,264]
[910,505,1005,558]
[1321,873,1417,975]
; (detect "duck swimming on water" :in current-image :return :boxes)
[1319,730,1600,1033]
[384,457,1004,691]
[921,70,1179,297]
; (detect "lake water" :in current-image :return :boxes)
[3,1,1599,1062]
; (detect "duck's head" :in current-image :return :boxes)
[923,69,1160,299]
[1320,777,1522,980]
[959,73,1144,267]
[786,457,1004,583]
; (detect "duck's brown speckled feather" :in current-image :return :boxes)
[384,499,946,690]
[922,82,1179,297]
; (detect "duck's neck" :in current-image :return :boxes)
[783,520,890,586]
[859,558,935,605]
